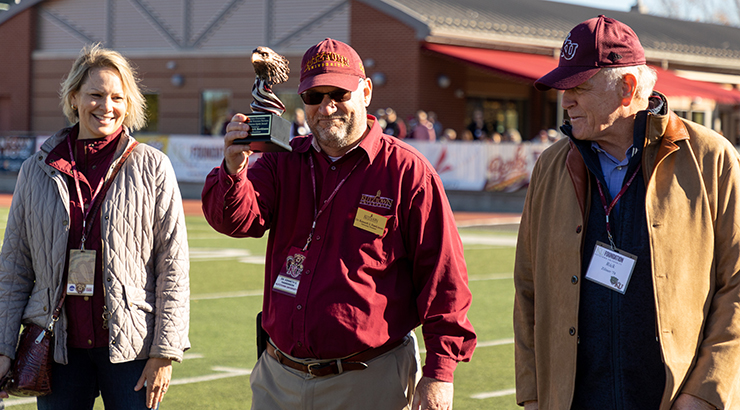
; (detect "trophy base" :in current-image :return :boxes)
[234,112,292,152]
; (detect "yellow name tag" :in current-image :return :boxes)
[353,208,389,236]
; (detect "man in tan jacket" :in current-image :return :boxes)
[514,15,740,410]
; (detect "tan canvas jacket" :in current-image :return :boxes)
[514,107,740,410]
[0,127,190,364]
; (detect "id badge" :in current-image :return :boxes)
[272,247,307,297]
[584,241,637,294]
[67,249,96,296]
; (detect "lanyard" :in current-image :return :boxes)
[67,136,107,250]
[594,163,642,250]
[303,154,363,251]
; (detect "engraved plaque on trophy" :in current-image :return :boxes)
[234,46,292,152]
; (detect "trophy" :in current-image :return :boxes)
[234,46,292,152]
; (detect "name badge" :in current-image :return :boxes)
[273,247,307,297]
[584,241,637,294]
[353,208,389,236]
[67,249,95,296]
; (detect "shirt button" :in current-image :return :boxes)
[84,296,89,301]
[63,220,68,226]
[569,327,576,336]
[576,225,582,234]
[297,305,302,310]
[297,341,302,347]
[107,277,112,282]
[571,276,578,284]
[87,340,92,345]
[617,166,623,170]
[84,203,90,209]
[315,235,320,241]
[111,340,116,345]
[331,166,336,171]
[305,269,311,275]
[91,165,97,170]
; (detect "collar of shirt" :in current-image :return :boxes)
[591,142,634,201]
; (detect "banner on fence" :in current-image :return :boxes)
[20,135,552,191]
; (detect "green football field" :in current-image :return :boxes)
[1,211,521,410]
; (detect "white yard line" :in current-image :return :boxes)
[191,290,263,300]
[471,388,517,399]
[3,367,253,406]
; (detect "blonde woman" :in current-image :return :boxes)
[0,44,189,410]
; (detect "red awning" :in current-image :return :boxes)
[423,43,740,104]
[423,43,558,83]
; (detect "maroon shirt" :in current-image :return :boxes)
[46,125,122,349]
[202,117,476,382]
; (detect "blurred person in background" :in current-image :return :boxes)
[290,107,310,140]
[383,107,407,139]
[409,110,436,141]
[0,44,190,410]
[440,128,457,141]
[428,112,443,137]
[466,109,490,140]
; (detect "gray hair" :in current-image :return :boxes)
[602,65,657,101]
[60,43,147,131]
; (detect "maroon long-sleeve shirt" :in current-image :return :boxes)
[202,117,475,381]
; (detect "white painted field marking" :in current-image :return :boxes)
[471,388,517,399]
[2,366,253,407]
[170,366,252,386]
[4,397,37,407]
[189,248,253,259]
[191,290,262,300]
[468,273,513,281]
[188,248,266,264]
[459,235,517,247]
[419,337,513,354]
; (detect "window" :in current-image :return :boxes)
[691,111,706,126]
[201,90,232,136]
[465,98,526,142]
[139,93,159,133]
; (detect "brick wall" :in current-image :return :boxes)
[350,1,473,136]
[0,8,34,133]
[350,1,421,126]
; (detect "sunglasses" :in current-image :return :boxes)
[300,89,353,105]
[300,79,365,105]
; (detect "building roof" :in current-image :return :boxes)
[358,0,740,71]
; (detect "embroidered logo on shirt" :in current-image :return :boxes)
[359,190,394,210]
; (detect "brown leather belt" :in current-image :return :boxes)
[266,337,406,377]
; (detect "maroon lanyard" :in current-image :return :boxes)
[66,136,139,250]
[303,154,362,251]
[67,136,106,250]
[594,163,642,250]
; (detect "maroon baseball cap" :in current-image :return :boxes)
[535,15,645,91]
[298,38,366,94]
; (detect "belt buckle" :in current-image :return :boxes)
[306,359,340,376]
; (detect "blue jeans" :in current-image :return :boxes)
[37,347,154,410]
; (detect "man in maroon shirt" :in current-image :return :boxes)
[202,38,476,410]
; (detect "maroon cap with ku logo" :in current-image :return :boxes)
[535,15,646,91]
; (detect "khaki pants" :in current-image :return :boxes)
[250,333,422,410]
